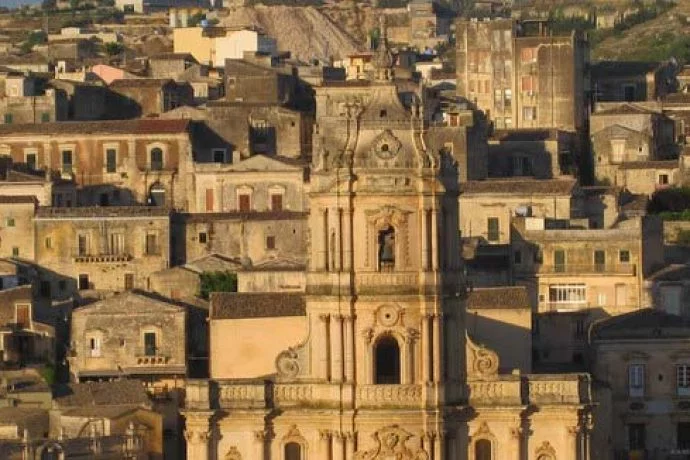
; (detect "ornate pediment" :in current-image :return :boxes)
[466,334,500,379]
[224,447,242,460]
[364,205,411,229]
[354,425,429,460]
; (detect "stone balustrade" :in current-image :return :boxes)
[528,375,590,405]
[355,384,423,408]
[468,379,522,405]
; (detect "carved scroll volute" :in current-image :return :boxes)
[466,333,500,380]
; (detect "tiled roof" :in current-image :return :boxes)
[35,206,170,219]
[109,78,175,88]
[0,195,37,204]
[150,52,197,62]
[491,129,561,141]
[467,287,530,309]
[0,407,47,427]
[618,160,678,170]
[53,380,150,407]
[591,61,661,78]
[460,178,577,195]
[0,119,190,136]
[210,293,306,319]
[594,103,657,116]
[178,210,307,223]
[592,308,690,340]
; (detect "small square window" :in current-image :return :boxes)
[6,218,15,227]
[266,235,276,250]
[659,174,669,185]
[379,109,387,117]
[619,250,631,263]
[41,113,50,123]
[212,149,226,163]
[4,114,12,124]
[12,247,18,257]
[199,232,207,244]
[26,153,37,170]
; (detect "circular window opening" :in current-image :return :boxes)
[381,143,389,152]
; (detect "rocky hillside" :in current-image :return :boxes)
[218,5,365,62]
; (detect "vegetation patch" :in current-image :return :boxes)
[199,271,238,300]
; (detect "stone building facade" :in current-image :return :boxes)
[182,45,594,460]
[455,19,589,136]
[33,206,170,296]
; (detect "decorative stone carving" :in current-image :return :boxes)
[376,304,400,327]
[466,334,500,379]
[276,348,300,379]
[366,205,410,230]
[354,425,429,460]
[283,425,305,443]
[371,130,402,160]
[535,440,556,460]
[225,446,242,460]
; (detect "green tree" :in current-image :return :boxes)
[104,41,124,57]
[199,271,237,300]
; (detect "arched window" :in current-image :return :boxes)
[475,439,492,460]
[150,147,163,171]
[374,335,400,384]
[149,182,166,207]
[378,226,395,272]
[284,442,301,460]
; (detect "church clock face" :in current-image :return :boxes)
[376,143,396,160]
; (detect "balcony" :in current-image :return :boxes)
[74,253,133,263]
[135,348,172,365]
[538,264,636,276]
[545,302,590,312]
[356,384,423,408]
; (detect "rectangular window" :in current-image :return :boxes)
[78,234,87,256]
[45,237,51,249]
[554,249,566,273]
[15,304,29,328]
[150,148,163,171]
[109,233,124,255]
[212,149,226,163]
[629,363,645,398]
[503,89,512,109]
[619,250,631,264]
[78,274,89,290]
[678,423,690,450]
[522,106,537,121]
[611,141,625,163]
[198,232,207,244]
[25,153,37,170]
[6,218,15,227]
[521,75,534,92]
[205,188,214,212]
[106,148,117,173]
[61,150,73,174]
[271,194,283,212]
[659,174,669,185]
[594,250,606,272]
[504,117,512,128]
[89,337,101,357]
[520,47,537,63]
[145,234,158,256]
[628,423,646,450]
[677,365,690,397]
[124,273,134,290]
[4,114,12,124]
[266,235,276,250]
[469,80,475,93]
[548,284,586,309]
[144,332,157,356]
[487,217,499,242]
[238,194,251,212]
[12,247,18,257]
[41,112,50,123]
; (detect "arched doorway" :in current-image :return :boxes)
[374,335,400,384]
[475,439,492,460]
[149,182,166,207]
[284,442,301,460]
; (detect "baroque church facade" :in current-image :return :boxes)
[183,36,597,460]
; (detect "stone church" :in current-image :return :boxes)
[183,32,597,460]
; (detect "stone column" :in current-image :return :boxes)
[510,426,523,460]
[319,430,331,459]
[404,334,414,384]
[253,430,266,460]
[421,209,429,270]
[433,431,443,460]
[343,208,352,270]
[331,314,344,382]
[568,425,581,460]
[345,432,356,460]
[343,315,355,383]
[321,209,329,271]
[332,432,345,460]
[431,210,439,270]
[182,411,212,460]
[432,314,443,383]
[361,328,374,384]
[330,207,342,271]
[421,314,431,383]
[319,314,330,381]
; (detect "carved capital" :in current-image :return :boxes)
[319,430,331,441]
[253,430,266,442]
[332,314,344,323]
[567,426,580,437]
[343,315,355,324]
[344,431,357,442]
[319,314,330,323]
[510,427,523,439]
[361,327,374,344]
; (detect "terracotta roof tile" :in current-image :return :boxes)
[210,293,305,319]
[618,160,678,170]
[467,287,530,309]
[109,78,175,88]
[53,380,150,407]
[0,119,190,136]
[460,178,576,195]
[0,195,37,204]
[593,309,690,340]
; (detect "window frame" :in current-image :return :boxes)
[677,364,690,397]
[629,363,645,398]
[104,146,118,174]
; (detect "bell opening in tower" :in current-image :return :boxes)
[374,335,401,384]
[378,226,395,272]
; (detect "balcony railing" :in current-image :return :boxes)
[135,347,172,365]
[74,253,133,263]
[545,302,590,312]
[538,264,636,276]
